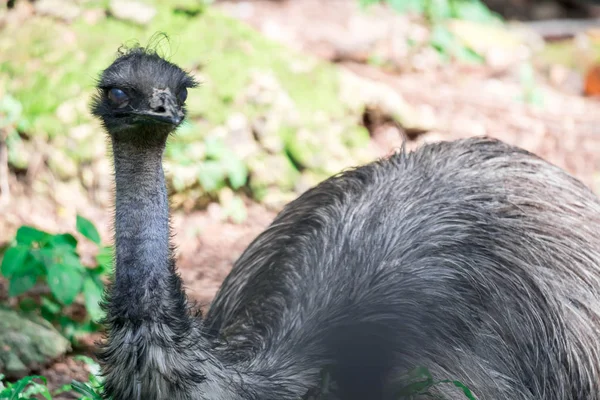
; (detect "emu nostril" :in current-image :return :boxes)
[155,106,166,113]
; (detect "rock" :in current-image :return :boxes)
[260,190,298,211]
[251,116,286,154]
[52,180,89,211]
[82,8,106,25]
[338,69,435,133]
[223,113,261,160]
[169,164,202,192]
[247,153,300,199]
[241,71,300,155]
[71,125,106,163]
[284,123,374,177]
[0,307,71,379]
[34,0,81,22]
[6,136,29,171]
[295,170,327,194]
[108,0,156,25]
[47,149,78,180]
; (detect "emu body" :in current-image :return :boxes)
[93,48,600,400]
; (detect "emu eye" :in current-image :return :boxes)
[108,88,129,108]
[177,87,188,104]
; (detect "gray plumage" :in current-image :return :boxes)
[92,46,600,400]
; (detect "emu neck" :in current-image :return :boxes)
[111,138,172,320]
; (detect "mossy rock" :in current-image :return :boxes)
[0,308,71,379]
[247,152,300,199]
[284,124,374,176]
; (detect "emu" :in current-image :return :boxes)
[92,46,600,400]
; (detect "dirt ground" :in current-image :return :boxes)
[2,0,600,395]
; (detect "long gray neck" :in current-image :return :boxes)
[109,138,183,323]
[102,136,318,399]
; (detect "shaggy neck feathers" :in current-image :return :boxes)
[110,139,174,322]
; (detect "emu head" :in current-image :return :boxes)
[91,47,198,143]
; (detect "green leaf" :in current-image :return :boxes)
[48,233,78,251]
[0,94,23,122]
[16,226,50,246]
[8,272,38,297]
[60,251,86,272]
[395,366,435,396]
[18,297,38,312]
[224,156,248,190]
[451,380,477,399]
[388,0,424,13]
[1,246,29,277]
[74,355,101,377]
[7,375,46,400]
[222,195,248,224]
[41,296,62,315]
[33,248,58,265]
[95,245,113,273]
[358,0,380,9]
[83,276,105,322]
[429,24,456,56]
[22,380,52,400]
[453,43,484,64]
[53,383,73,395]
[198,160,226,192]
[435,379,477,399]
[47,263,84,305]
[204,136,228,159]
[426,0,452,22]
[69,320,99,338]
[71,380,103,400]
[453,0,501,24]
[76,215,101,245]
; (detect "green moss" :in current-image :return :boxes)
[1,5,344,132]
[0,3,376,204]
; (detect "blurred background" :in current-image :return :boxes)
[0,0,599,397]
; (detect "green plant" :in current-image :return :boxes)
[518,62,544,106]
[359,0,500,23]
[197,136,248,193]
[0,356,105,400]
[0,374,53,400]
[167,124,249,194]
[1,363,476,399]
[396,366,476,399]
[167,127,249,222]
[359,0,502,64]
[70,356,104,400]
[0,94,30,170]
[0,216,112,341]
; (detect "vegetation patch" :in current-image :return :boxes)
[0,3,381,216]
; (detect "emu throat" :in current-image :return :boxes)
[111,139,172,318]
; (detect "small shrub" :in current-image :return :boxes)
[0,215,112,341]
[518,62,544,106]
[70,356,104,400]
[0,356,105,399]
[0,94,31,171]
[359,0,502,64]
[0,374,52,400]
[359,0,500,23]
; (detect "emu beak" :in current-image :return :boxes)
[137,88,184,126]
